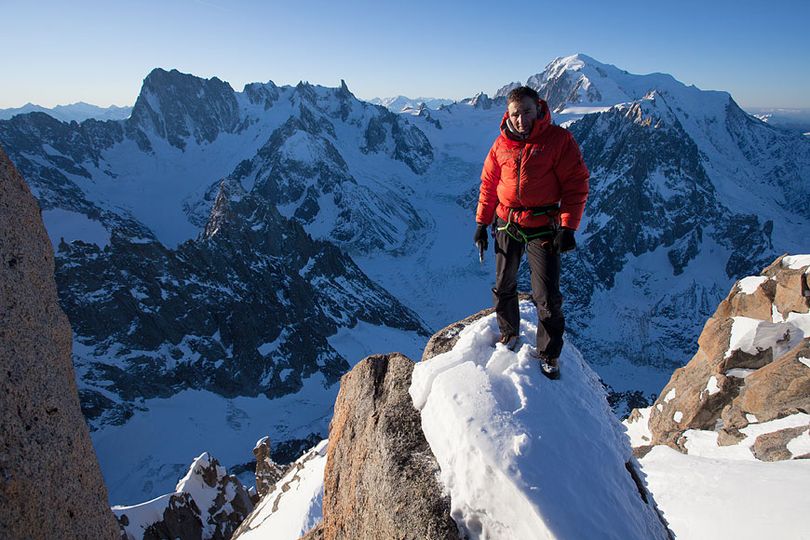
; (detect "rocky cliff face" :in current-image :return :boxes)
[628,253,810,458]
[622,254,810,539]
[317,354,459,539]
[0,146,120,538]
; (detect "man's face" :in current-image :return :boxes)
[507,96,538,134]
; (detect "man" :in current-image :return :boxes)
[474,86,589,378]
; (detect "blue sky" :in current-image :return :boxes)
[2,0,808,109]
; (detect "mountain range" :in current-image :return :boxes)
[0,101,132,122]
[1,53,807,505]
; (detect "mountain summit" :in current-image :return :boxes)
[527,53,685,113]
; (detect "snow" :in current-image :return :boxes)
[254,436,269,450]
[786,429,810,457]
[705,375,721,395]
[625,407,810,538]
[746,413,759,423]
[736,275,768,295]
[663,388,676,402]
[624,406,653,447]
[726,368,755,378]
[781,254,810,270]
[724,316,805,359]
[785,311,810,335]
[682,413,810,461]
[410,301,667,539]
[257,331,286,356]
[574,234,733,396]
[640,445,810,540]
[112,493,173,540]
[41,208,110,249]
[799,356,810,369]
[673,411,683,423]
[236,440,328,539]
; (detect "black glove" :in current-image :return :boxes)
[473,223,488,251]
[553,227,576,253]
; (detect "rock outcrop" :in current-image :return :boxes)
[635,254,810,458]
[114,452,253,540]
[0,146,121,538]
[252,437,286,498]
[316,353,459,539]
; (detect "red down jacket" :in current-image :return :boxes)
[476,99,590,230]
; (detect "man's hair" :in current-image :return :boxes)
[506,86,540,105]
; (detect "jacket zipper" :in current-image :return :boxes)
[515,145,526,202]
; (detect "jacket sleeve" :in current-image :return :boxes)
[555,131,590,230]
[476,142,501,225]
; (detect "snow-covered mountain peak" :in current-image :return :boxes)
[544,52,594,74]
[528,53,693,114]
[459,91,499,110]
[128,67,241,150]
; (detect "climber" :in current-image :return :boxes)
[473,86,589,379]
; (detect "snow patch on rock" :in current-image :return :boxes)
[624,407,654,447]
[736,276,768,295]
[705,376,721,396]
[786,429,810,458]
[781,254,810,270]
[724,316,804,359]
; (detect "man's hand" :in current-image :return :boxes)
[474,223,488,251]
[553,227,576,253]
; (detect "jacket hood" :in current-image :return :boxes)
[499,98,552,143]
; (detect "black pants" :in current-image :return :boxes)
[493,224,564,359]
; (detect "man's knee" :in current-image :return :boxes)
[535,294,563,320]
[492,286,518,300]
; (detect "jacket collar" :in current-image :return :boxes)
[499,98,552,143]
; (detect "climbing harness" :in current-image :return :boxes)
[496,204,561,244]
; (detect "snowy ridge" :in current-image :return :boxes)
[233,440,328,540]
[410,301,668,539]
